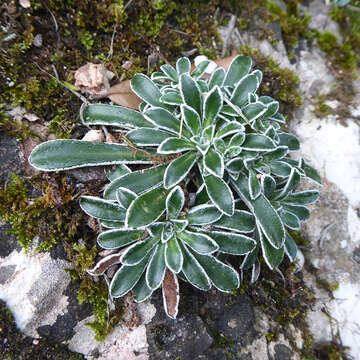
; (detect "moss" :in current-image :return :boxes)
[0,173,84,252]
[240,45,303,118]
[266,0,316,51]
[0,300,84,359]
[66,244,125,342]
[316,278,340,293]
[330,0,360,66]
[317,30,358,74]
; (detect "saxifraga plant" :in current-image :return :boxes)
[29,55,321,318]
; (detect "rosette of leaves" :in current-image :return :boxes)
[29,55,321,318]
[81,178,257,317]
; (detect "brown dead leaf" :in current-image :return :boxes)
[75,63,114,98]
[162,269,179,319]
[190,54,237,79]
[105,132,118,143]
[87,252,123,276]
[213,54,237,71]
[107,80,142,110]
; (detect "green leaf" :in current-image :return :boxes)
[253,195,285,249]
[279,209,300,230]
[261,175,276,198]
[179,74,202,116]
[177,230,218,255]
[104,164,166,200]
[101,220,124,228]
[110,255,150,297]
[258,227,284,270]
[126,128,174,146]
[121,236,159,265]
[107,164,131,182]
[97,228,144,249]
[269,112,286,123]
[275,168,300,199]
[242,102,267,122]
[224,55,252,87]
[229,133,245,147]
[203,86,223,127]
[231,74,259,107]
[262,101,279,118]
[194,184,210,206]
[116,187,137,209]
[282,190,319,205]
[262,146,288,161]
[126,187,169,228]
[146,243,166,289]
[253,69,262,84]
[166,186,185,219]
[160,64,179,82]
[209,67,226,90]
[278,132,300,151]
[232,176,285,249]
[284,231,298,262]
[79,196,125,221]
[193,253,239,292]
[282,204,310,222]
[82,104,153,129]
[133,273,153,302]
[242,134,276,151]
[130,74,164,108]
[302,161,322,185]
[160,92,183,105]
[249,170,261,200]
[178,242,211,290]
[240,246,259,270]
[186,204,222,225]
[191,60,211,78]
[176,57,191,75]
[204,174,234,216]
[164,152,197,189]
[268,161,292,177]
[165,237,183,273]
[215,121,245,139]
[200,229,256,255]
[29,140,153,171]
[158,137,196,154]
[204,148,224,177]
[144,108,191,138]
[213,210,255,233]
[181,104,202,135]
[161,223,174,243]
[172,219,188,233]
[148,222,164,238]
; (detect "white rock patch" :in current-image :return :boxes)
[0,247,71,337]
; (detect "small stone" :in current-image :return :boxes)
[19,0,31,8]
[33,34,42,47]
[121,60,133,70]
[82,129,104,142]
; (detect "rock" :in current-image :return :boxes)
[296,179,360,358]
[0,246,72,338]
[268,334,299,360]
[0,133,22,184]
[33,34,43,47]
[68,301,156,360]
[307,1,342,38]
[147,311,213,359]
